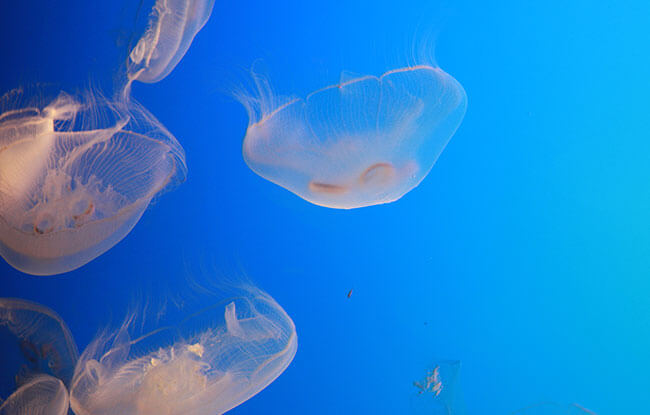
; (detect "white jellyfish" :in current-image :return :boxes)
[238,65,467,209]
[69,287,298,415]
[0,298,79,386]
[125,0,215,91]
[0,375,69,415]
[0,88,186,276]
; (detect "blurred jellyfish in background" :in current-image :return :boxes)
[0,298,78,387]
[0,88,186,276]
[511,402,598,415]
[69,286,298,415]
[0,375,69,415]
[410,360,466,414]
[0,298,78,415]
[237,64,467,209]
[409,360,597,415]
[124,0,215,95]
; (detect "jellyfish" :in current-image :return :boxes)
[238,64,467,209]
[0,298,79,387]
[0,299,76,415]
[125,0,215,92]
[411,360,466,414]
[413,365,443,397]
[69,287,298,415]
[0,374,69,415]
[0,88,186,276]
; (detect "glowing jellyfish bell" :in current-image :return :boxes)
[69,287,298,415]
[125,0,215,92]
[0,88,186,276]
[238,63,467,209]
[0,375,70,415]
[0,374,69,415]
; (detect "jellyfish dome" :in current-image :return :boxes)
[0,298,79,386]
[0,375,69,415]
[0,299,76,415]
[0,88,186,276]
[127,0,215,86]
[69,287,297,415]
[239,65,467,209]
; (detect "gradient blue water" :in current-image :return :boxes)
[1,0,649,413]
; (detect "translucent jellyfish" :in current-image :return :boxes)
[0,298,79,386]
[0,375,69,415]
[0,88,186,275]
[511,402,598,415]
[238,65,467,209]
[126,0,215,89]
[411,360,466,414]
[69,287,298,415]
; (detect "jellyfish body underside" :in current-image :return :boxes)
[0,93,185,275]
[128,0,216,84]
[243,66,467,209]
[70,290,297,415]
[0,375,69,415]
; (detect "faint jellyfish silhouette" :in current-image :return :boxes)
[125,0,215,93]
[511,402,598,415]
[0,374,69,415]
[69,286,298,415]
[0,298,78,387]
[237,64,467,209]
[0,88,186,275]
[411,360,466,414]
[413,365,443,397]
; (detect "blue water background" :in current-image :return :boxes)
[1,0,649,413]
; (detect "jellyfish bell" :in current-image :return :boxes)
[0,374,69,415]
[239,64,467,209]
[69,287,297,415]
[0,298,78,396]
[0,299,73,415]
[128,0,215,83]
[124,0,215,94]
[0,89,186,276]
